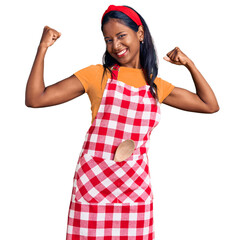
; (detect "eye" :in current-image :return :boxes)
[118,34,126,39]
[105,39,112,44]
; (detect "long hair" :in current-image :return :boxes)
[101,6,159,102]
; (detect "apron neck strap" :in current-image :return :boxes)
[111,64,120,80]
[111,64,146,81]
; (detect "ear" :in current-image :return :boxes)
[137,25,144,42]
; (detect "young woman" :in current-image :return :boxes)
[25,4,219,240]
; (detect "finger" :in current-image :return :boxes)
[172,49,179,62]
[175,47,184,56]
[52,35,59,41]
[169,49,177,60]
[54,29,61,36]
[54,30,61,39]
[166,46,181,60]
[171,50,176,61]
[166,48,175,57]
[163,56,174,63]
[163,56,170,61]
[166,51,172,57]
[167,49,174,58]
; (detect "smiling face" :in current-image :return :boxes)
[102,18,144,69]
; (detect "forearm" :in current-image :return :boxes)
[185,61,219,111]
[25,44,48,107]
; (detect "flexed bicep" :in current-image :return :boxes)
[29,75,85,108]
[162,87,217,113]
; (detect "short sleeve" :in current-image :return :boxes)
[73,65,102,93]
[155,77,175,103]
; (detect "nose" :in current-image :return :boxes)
[112,39,121,51]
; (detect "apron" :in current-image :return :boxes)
[66,64,161,240]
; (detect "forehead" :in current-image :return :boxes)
[102,19,135,37]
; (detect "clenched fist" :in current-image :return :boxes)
[163,47,192,66]
[39,25,61,49]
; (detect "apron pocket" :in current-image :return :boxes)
[75,153,153,204]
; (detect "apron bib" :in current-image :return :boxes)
[66,64,161,240]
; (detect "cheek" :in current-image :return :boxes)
[130,41,140,53]
[106,44,112,53]
[127,36,140,51]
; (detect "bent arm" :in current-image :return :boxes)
[163,61,220,113]
[25,45,85,108]
[25,45,47,107]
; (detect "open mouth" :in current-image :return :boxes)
[116,48,128,58]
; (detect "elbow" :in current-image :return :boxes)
[207,105,220,113]
[25,99,33,107]
[25,103,36,108]
[25,98,40,108]
[25,102,35,108]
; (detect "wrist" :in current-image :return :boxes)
[38,43,48,51]
[185,59,195,70]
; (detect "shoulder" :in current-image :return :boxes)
[73,64,108,93]
[154,76,175,103]
[154,76,174,87]
[73,64,110,83]
[74,64,104,76]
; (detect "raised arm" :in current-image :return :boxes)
[25,26,85,108]
[162,47,219,113]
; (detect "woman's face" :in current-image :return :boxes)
[102,19,144,69]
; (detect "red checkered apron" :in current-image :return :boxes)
[66,64,161,240]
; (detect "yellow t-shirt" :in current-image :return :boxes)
[74,64,175,124]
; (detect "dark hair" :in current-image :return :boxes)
[101,6,159,102]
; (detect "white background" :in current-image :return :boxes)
[1,0,243,239]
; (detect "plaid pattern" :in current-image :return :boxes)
[67,201,154,240]
[66,65,161,239]
[75,152,152,204]
[80,79,161,161]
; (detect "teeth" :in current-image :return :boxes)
[117,49,127,56]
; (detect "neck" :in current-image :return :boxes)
[119,62,142,69]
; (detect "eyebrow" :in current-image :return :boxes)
[104,31,126,39]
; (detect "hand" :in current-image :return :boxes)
[163,47,193,66]
[39,25,61,49]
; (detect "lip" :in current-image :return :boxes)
[115,48,128,58]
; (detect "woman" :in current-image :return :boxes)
[25,4,219,240]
